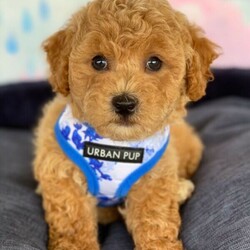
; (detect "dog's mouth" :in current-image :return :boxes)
[114,116,136,127]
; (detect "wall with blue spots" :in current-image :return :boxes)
[0,0,249,85]
[0,0,88,85]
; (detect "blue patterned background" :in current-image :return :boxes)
[0,0,87,84]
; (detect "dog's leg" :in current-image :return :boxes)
[171,121,203,179]
[35,155,99,250]
[38,172,99,250]
[33,98,99,249]
[177,178,195,204]
[124,148,184,250]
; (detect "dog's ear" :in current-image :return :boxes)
[185,25,220,101]
[43,28,74,96]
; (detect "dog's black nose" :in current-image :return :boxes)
[112,94,138,116]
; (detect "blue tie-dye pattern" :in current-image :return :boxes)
[72,124,85,149]
[74,123,82,130]
[146,147,154,155]
[57,107,170,207]
[22,10,33,33]
[6,35,19,54]
[39,0,50,20]
[89,158,112,181]
[64,122,112,181]
[61,126,71,140]
[72,129,84,150]
[84,124,103,142]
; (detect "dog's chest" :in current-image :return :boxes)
[55,105,170,206]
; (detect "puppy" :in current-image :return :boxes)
[34,0,219,249]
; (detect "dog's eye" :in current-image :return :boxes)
[92,55,108,71]
[146,57,162,72]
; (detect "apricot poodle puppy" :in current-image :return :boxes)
[34,0,219,249]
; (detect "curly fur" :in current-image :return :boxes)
[34,0,219,249]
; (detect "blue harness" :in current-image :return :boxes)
[55,105,170,206]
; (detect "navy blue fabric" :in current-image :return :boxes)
[0,81,54,128]
[198,68,250,104]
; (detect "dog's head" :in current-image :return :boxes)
[43,0,219,140]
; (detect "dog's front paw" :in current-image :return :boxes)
[135,239,183,250]
[177,178,195,204]
[48,238,100,250]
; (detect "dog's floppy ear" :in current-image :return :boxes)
[43,28,74,96]
[185,25,220,101]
